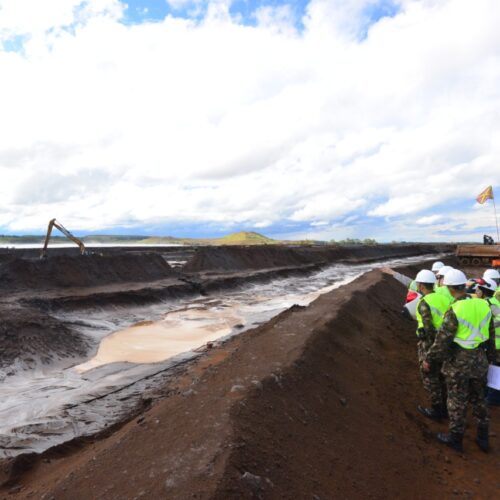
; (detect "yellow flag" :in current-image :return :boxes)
[476,186,494,204]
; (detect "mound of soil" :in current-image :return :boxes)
[183,245,312,272]
[0,253,176,290]
[184,244,452,273]
[0,306,90,374]
[5,268,498,498]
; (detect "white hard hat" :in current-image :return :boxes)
[443,269,467,286]
[415,269,437,284]
[483,269,500,280]
[431,261,445,272]
[437,265,453,277]
[478,277,498,293]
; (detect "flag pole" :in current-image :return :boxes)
[493,190,500,244]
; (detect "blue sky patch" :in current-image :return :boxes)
[119,0,310,27]
[1,35,30,53]
[359,0,400,39]
[121,0,171,24]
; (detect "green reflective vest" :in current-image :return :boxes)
[435,285,454,304]
[451,298,492,350]
[408,280,418,292]
[415,292,450,335]
[486,296,500,350]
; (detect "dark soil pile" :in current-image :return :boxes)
[0,253,176,290]
[4,268,498,499]
[183,245,312,272]
[0,306,90,373]
[184,244,452,272]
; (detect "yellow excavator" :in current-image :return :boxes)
[40,218,86,258]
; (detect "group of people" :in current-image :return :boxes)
[410,261,500,452]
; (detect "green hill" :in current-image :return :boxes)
[137,232,276,246]
[213,231,276,245]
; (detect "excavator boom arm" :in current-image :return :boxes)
[40,219,86,258]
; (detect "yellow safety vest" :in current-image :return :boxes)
[451,298,492,350]
[415,292,450,336]
[487,297,500,350]
[435,284,454,305]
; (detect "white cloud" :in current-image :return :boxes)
[0,0,123,39]
[0,0,499,240]
[416,215,443,225]
[253,220,273,228]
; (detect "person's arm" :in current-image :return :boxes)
[395,272,413,288]
[417,299,435,338]
[487,315,496,364]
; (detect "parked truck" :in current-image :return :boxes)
[456,244,500,266]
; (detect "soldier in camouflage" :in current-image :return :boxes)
[424,269,495,453]
[417,300,444,409]
[414,270,452,421]
[476,278,500,405]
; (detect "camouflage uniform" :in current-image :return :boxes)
[426,296,495,434]
[417,299,446,407]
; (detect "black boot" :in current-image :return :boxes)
[440,403,448,419]
[437,431,464,452]
[418,404,445,421]
[476,423,489,453]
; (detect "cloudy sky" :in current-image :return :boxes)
[0,0,499,241]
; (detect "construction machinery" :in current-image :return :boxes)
[40,219,86,258]
[456,237,500,267]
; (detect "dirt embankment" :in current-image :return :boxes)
[0,306,89,375]
[0,253,176,291]
[3,268,498,499]
[184,244,452,273]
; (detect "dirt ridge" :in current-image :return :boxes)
[0,253,176,291]
[184,244,451,273]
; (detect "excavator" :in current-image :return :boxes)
[40,218,86,258]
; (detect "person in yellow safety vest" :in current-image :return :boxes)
[408,261,445,293]
[483,269,500,300]
[476,278,500,406]
[414,269,453,421]
[423,269,496,453]
[435,266,454,304]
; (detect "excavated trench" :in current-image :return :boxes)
[0,247,446,461]
[2,265,500,499]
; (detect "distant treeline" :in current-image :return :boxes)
[330,238,378,246]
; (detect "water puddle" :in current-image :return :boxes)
[76,307,244,371]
